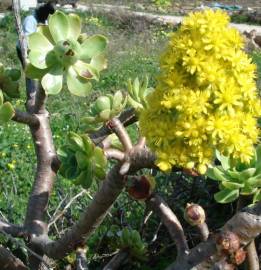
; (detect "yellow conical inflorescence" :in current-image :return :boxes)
[140,9,261,174]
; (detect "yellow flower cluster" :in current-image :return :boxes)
[140,9,261,174]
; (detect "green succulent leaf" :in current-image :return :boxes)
[68,132,85,152]
[214,189,239,204]
[99,109,111,121]
[28,32,53,52]
[41,65,63,95]
[80,35,107,60]
[90,53,107,71]
[221,181,244,190]
[215,150,230,170]
[29,50,50,69]
[75,169,93,189]
[93,147,107,168]
[73,60,99,81]
[48,11,69,43]
[0,102,14,124]
[67,66,92,97]
[95,96,111,112]
[26,64,49,79]
[253,189,261,203]
[112,91,123,110]
[209,167,228,182]
[238,168,256,181]
[226,169,241,180]
[0,90,3,105]
[37,25,55,45]
[245,175,261,188]
[75,152,88,170]
[68,13,81,40]
[241,185,258,195]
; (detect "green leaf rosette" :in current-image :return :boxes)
[127,76,152,112]
[0,90,14,124]
[58,132,107,189]
[207,148,261,204]
[118,228,147,261]
[82,90,127,130]
[0,63,21,98]
[26,11,107,97]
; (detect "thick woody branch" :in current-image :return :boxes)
[0,245,28,270]
[103,250,129,270]
[107,118,133,151]
[197,222,209,242]
[90,108,137,146]
[104,148,125,161]
[146,194,189,257]
[12,110,39,127]
[165,202,261,270]
[35,148,155,259]
[0,219,24,238]
[25,114,59,234]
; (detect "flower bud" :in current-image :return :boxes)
[184,203,206,226]
[127,175,155,200]
[216,231,240,254]
[231,248,246,265]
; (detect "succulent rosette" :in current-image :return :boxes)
[82,91,127,130]
[0,90,14,124]
[0,63,21,98]
[26,11,107,96]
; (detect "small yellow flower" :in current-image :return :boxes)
[140,9,260,174]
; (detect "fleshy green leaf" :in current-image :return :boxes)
[0,102,14,124]
[29,50,50,69]
[93,147,107,168]
[41,65,63,95]
[73,60,99,81]
[238,168,256,181]
[37,25,55,45]
[253,189,261,203]
[68,13,81,40]
[48,11,69,43]
[80,35,107,60]
[25,63,49,79]
[99,109,111,121]
[112,91,123,110]
[246,175,261,188]
[75,169,93,189]
[28,32,53,52]
[67,66,92,97]
[0,90,3,105]
[95,96,111,112]
[90,53,107,71]
[215,150,230,170]
[214,189,239,204]
[75,151,88,170]
[221,181,244,189]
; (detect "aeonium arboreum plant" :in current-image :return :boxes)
[127,76,153,112]
[0,63,21,98]
[82,90,127,131]
[58,132,107,189]
[26,11,107,96]
[0,90,14,124]
[207,147,261,204]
